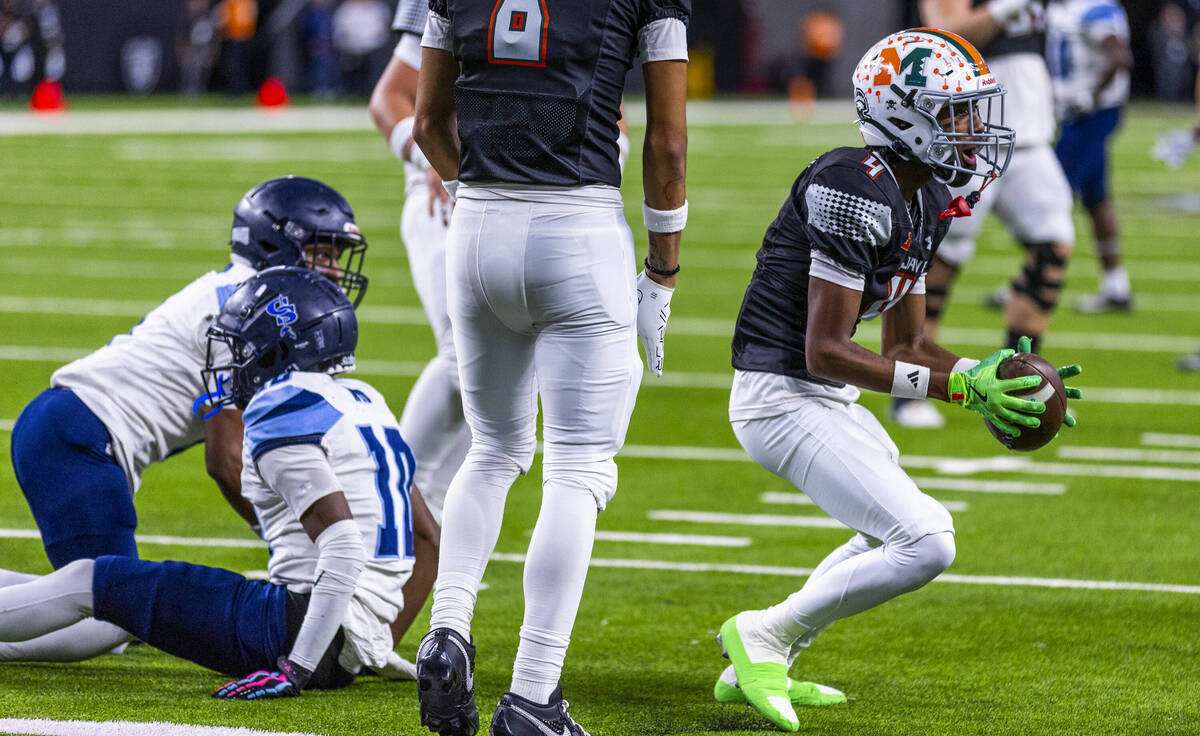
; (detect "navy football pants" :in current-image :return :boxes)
[11,388,138,567]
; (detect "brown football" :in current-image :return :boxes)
[984,353,1067,452]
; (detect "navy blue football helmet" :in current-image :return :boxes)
[201,266,358,411]
[230,176,369,307]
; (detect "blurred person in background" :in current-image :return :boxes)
[891,0,1077,429]
[0,0,36,99]
[1177,64,1200,372]
[178,0,217,96]
[1046,0,1133,314]
[333,0,389,98]
[303,0,339,98]
[1149,2,1194,101]
[31,0,62,82]
[215,0,257,95]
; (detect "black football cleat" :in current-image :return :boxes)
[489,686,590,736]
[416,628,479,736]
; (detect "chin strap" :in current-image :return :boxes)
[938,170,998,220]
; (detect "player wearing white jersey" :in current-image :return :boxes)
[1046,0,1133,313]
[3,176,372,663]
[893,0,1078,429]
[0,268,417,696]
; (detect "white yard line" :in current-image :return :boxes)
[760,492,968,512]
[1141,433,1200,449]
[901,454,1200,482]
[1057,446,1200,464]
[0,419,13,432]
[0,719,324,736]
[908,476,1066,495]
[648,510,848,529]
[488,553,1200,595]
[594,531,752,547]
[1,528,1193,595]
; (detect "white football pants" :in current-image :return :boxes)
[429,190,643,696]
[730,373,955,649]
[398,186,472,523]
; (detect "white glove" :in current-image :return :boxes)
[1152,129,1195,169]
[636,270,673,377]
[987,0,1032,23]
[372,651,418,681]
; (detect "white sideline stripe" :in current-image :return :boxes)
[1058,446,1200,464]
[760,491,968,512]
[621,444,750,462]
[594,531,751,547]
[0,528,264,548]
[648,510,848,529]
[908,476,1066,495]
[1141,433,1200,449]
[0,419,12,432]
[0,719,321,736]
[487,553,1200,595]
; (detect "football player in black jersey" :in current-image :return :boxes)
[715,29,1081,732]
[410,1,688,734]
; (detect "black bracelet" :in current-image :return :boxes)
[644,258,680,277]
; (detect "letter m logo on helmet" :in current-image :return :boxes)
[873,46,933,87]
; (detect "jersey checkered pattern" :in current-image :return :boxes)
[391,0,427,34]
[804,183,892,247]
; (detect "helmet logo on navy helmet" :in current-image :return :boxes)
[266,296,298,338]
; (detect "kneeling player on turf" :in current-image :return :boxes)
[715,29,1082,731]
[0,267,421,696]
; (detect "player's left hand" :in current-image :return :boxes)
[636,270,673,377]
[1016,336,1083,427]
[213,656,311,700]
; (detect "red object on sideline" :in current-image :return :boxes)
[257,77,289,108]
[30,80,66,111]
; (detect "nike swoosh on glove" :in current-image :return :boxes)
[636,270,673,377]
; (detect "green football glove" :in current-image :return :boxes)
[1016,336,1083,427]
[948,347,1045,437]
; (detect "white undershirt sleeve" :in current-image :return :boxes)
[256,443,340,517]
[394,32,423,67]
[638,18,689,62]
[421,12,452,52]
[809,249,866,291]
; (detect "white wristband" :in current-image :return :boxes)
[389,116,430,169]
[891,361,931,400]
[642,200,688,233]
[952,357,981,374]
[617,130,631,172]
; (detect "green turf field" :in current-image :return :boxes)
[0,100,1198,736]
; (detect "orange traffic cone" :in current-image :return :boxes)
[256,77,289,108]
[30,79,66,112]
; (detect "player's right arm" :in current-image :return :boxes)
[920,0,1031,48]
[215,443,366,699]
[413,4,461,187]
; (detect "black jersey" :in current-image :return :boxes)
[731,147,952,386]
[428,0,689,188]
[972,0,1046,57]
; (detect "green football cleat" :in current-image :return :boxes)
[717,614,799,732]
[714,667,847,707]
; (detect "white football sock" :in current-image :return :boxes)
[428,446,519,639]
[0,618,132,662]
[0,559,94,643]
[399,355,471,525]
[1101,265,1131,299]
[510,476,598,702]
[780,531,955,635]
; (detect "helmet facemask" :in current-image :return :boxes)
[300,229,369,308]
[918,87,1013,187]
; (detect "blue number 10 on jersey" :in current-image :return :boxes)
[357,425,416,559]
